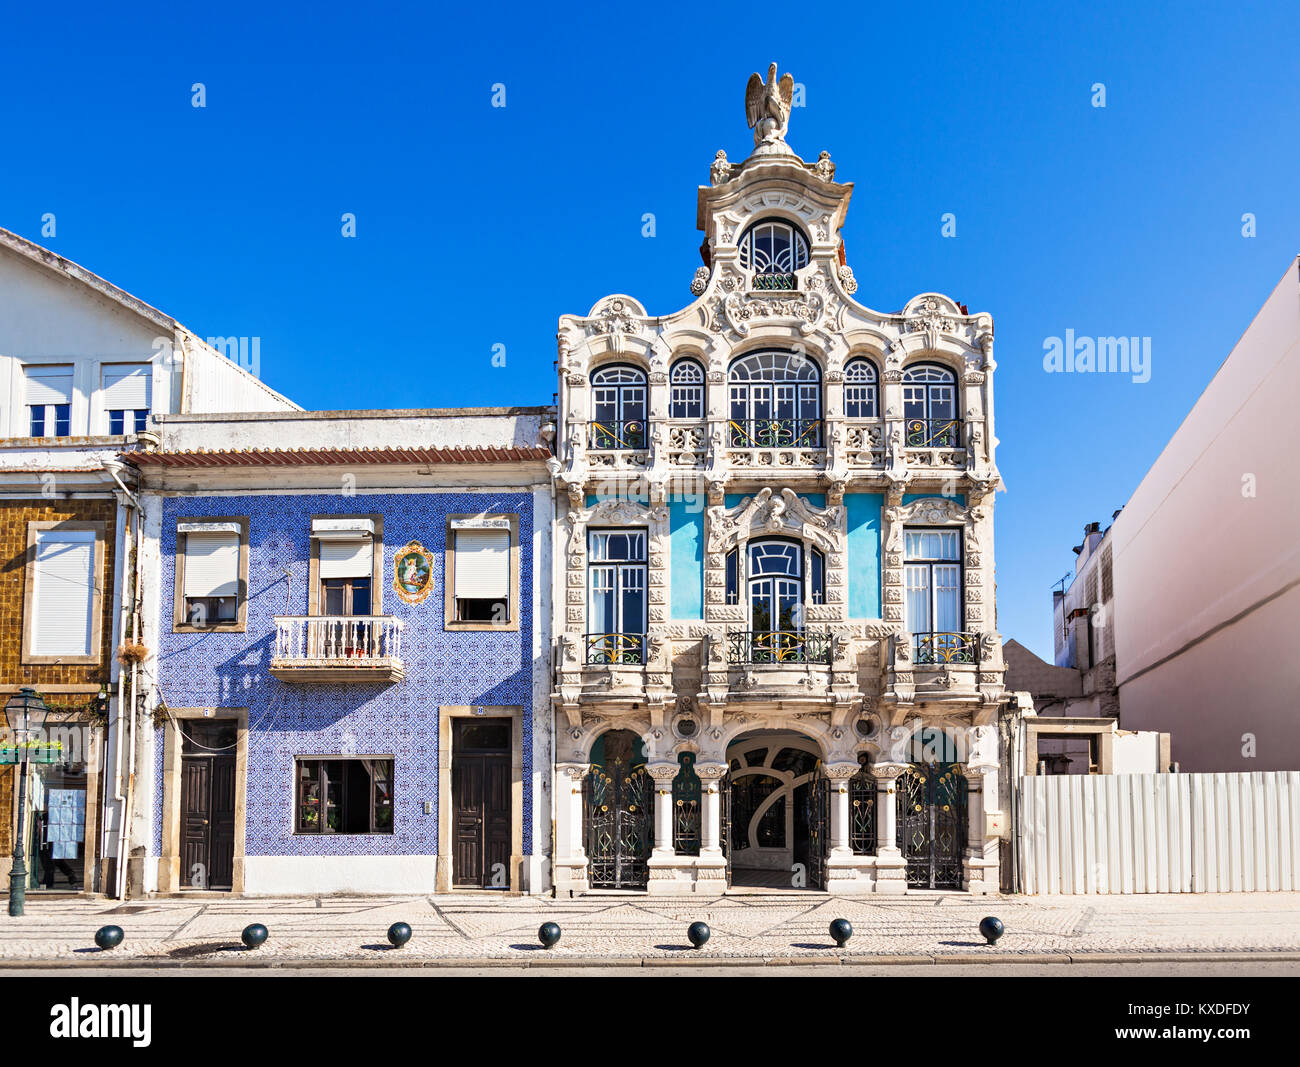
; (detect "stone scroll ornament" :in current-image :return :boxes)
[392,541,434,605]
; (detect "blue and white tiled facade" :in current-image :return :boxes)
[151,490,536,888]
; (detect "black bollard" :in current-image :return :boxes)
[978,916,1004,946]
[241,923,268,949]
[387,922,412,948]
[538,922,561,949]
[687,921,710,949]
[829,918,853,948]
[94,925,124,951]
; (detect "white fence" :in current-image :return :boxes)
[1019,772,1300,894]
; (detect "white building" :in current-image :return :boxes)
[548,70,1008,896]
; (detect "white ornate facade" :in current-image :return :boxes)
[550,72,1006,896]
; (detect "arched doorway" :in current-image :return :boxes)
[725,731,826,890]
[898,728,967,889]
[584,729,651,890]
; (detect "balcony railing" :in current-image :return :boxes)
[271,615,405,682]
[912,631,980,666]
[588,420,647,450]
[585,632,646,665]
[752,272,797,291]
[905,417,963,449]
[727,629,832,666]
[728,418,823,449]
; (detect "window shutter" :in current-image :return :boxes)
[31,530,96,657]
[319,538,372,579]
[455,529,509,598]
[101,364,151,409]
[183,532,240,598]
[24,365,74,405]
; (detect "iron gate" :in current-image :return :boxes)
[804,773,829,890]
[585,757,651,889]
[898,762,967,889]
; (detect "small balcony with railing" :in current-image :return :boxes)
[726,629,832,666]
[270,615,405,684]
[884,630,986,707]
[902,416,966,469]
[584,631,646,666]
[586,420,649,471]
[719,627,839,706]
[727,418,826,469]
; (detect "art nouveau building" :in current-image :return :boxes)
[550,79,1007,895]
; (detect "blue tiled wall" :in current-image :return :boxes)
[154,492,534,858]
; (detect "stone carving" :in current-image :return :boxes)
[745,63,795,146]
[690,266,710,296]
[812,151,835,180]
[720,290,825,337]
[710,150,732,185]
[837,264,858,295]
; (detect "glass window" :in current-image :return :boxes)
[843,358,878,419]
[903,364,959,447]
[738,219,809,277]
[669,359,705,420]
[296,758,394,834]
[590,364,647,449]
[587,529,648,663]
[905,527,964,647]
[728,351,821,446]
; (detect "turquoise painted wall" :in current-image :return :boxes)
[845,492,884,619]
[724,493,826,509]
[669,500,704,620]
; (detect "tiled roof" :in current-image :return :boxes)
[120,446,553,468]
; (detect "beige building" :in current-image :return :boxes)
[1108,256,1300,772]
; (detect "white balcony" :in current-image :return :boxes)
[270,615,405,684]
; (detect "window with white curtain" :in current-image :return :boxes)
[24,364,74,438]
[28,529,97,658]
[101,364,152,435]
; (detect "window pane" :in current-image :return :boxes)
[324,762,343,832]
[905,564,932,633]
[351,578,372,615]
[298,762,321,832]
[54,404,71,436]
[134,409,149,432]
[933,564,962,631]
[29,407,45,436]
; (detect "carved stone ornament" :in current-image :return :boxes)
[903,294,962,350]
[721,290,825,337]
[690,266,710,296]
[710,150,733,184]
[812,151,835,180]
[706,487,841,555]
[837,264,858,295]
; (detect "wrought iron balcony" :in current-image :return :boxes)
[585,632,645,666]
[751,272,797,291]
[588,420,647,450]
[912,631,980,666]
[727,629,832,666]
[727,418,823,449]
[270,615,405,683]
[905,417,963,449]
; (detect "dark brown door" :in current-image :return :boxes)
[451,719,512,889]
[179,720,237,890]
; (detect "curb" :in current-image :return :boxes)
[3,951,1299,970]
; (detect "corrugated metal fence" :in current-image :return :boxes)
[1020,772,1300,894]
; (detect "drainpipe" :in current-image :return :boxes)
[103,459,141,900]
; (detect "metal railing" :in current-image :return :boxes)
[273,615,404,663]
[585,632,646,665]
[912,631,980,665]
[727,629,832,666]
[904,417,963,449]
[752,272,797,291]
[727,418,823,449]
[588,420,647,450]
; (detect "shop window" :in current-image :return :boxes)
[295,758,394,833]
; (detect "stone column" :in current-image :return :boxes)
[962,762,999,895]
[694,762,729,894]
[824,763,857,857]
[647,763,678,857]
[553,763,590,896]
[872,761,910,894]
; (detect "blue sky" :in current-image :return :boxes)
[2,2,1297,658]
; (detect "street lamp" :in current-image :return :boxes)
[5,687,50,917]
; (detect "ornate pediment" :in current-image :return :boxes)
[706,486,841,553]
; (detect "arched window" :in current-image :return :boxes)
[843,358,878,419]
[738,219,809,289]
[727,351,822,447]
[902,363,959,447]
[669,359,705,420]
[725,538,831,665]
[589,364,647,449]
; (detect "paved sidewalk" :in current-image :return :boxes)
[3,891,1300,966]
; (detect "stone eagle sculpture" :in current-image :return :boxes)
[745,63,795,146]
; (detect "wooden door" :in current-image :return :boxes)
[451,720,512,889]
[180,720,237,890]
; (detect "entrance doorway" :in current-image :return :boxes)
[584,729,651,889]
[899,728,967,889]
[179,719,236,890]
[451,718,512,888]
[725,732,825,890]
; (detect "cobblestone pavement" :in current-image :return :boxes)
[2,891,1299,965]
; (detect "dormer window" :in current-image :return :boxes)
[738,219,808,290]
